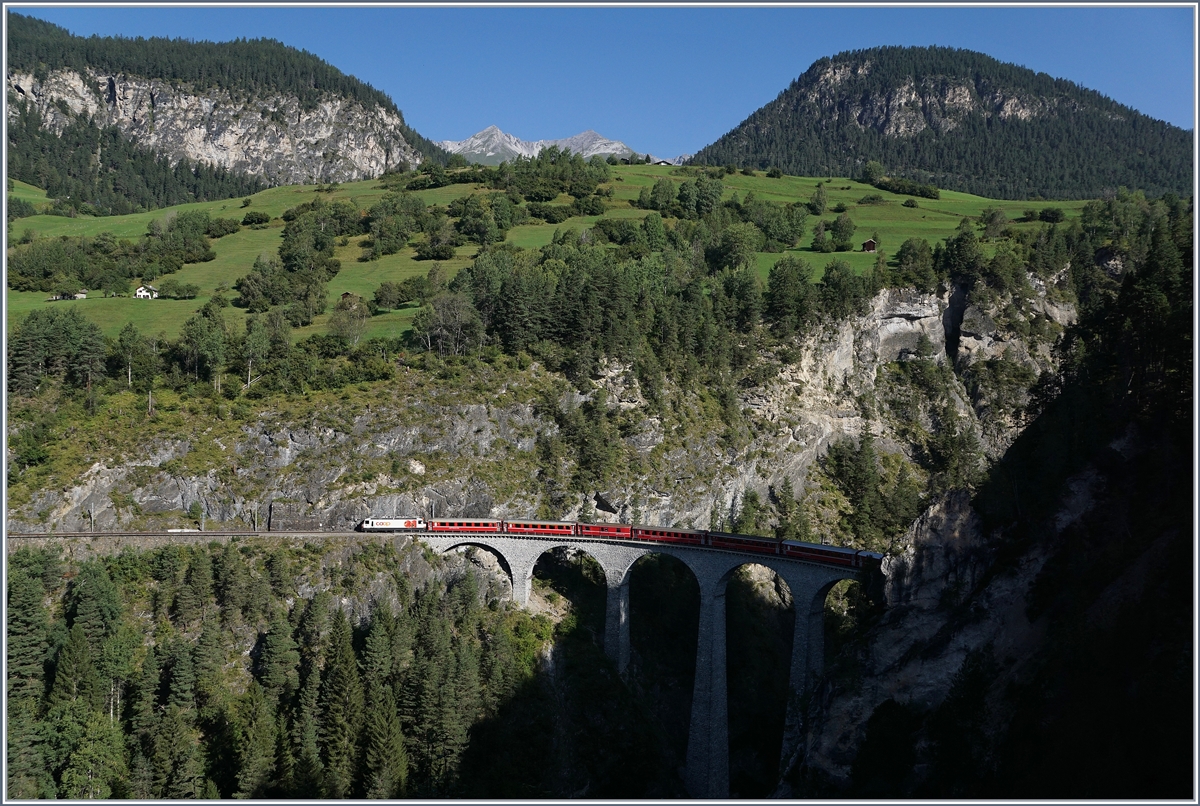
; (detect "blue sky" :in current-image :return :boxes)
[11,5,1196,159]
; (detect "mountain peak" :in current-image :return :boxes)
[438,125,687,166]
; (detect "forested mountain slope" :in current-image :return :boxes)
[5,12,448,208]
[691,46,1192,200]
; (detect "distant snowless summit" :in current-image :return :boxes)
[439,125,690,166]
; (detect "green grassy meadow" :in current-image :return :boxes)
[6,166,1086,339]
[7,178,49,208]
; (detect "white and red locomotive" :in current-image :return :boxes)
[356,517,881,568]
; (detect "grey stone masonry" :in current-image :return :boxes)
[421,533,862,799]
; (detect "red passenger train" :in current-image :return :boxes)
[357,517,881,569]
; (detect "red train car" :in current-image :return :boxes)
[577,522,634,539]
[503,520,576,536]
[705,531,779,555]
[427,519,503,533]
[781,541,863,567]
[631,526,705,546]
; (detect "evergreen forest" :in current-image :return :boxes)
[6,536,814,798]
[6,103,266,217]
[5,537,555,798]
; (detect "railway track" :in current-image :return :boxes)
[5,528,882,569]
[6,530,354,539]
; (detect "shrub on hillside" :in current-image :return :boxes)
[874,176,940,199]
[206,217,241,238]
[526,203,573,224]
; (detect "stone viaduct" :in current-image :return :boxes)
[420,533,864,799]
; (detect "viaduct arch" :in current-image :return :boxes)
[421,534,862,798]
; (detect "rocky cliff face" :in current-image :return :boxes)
[7,67,423,184]
[799,60,1073,139]
[777,477,1071,793]
[5,276,1071,537]
[778,411,1191,797]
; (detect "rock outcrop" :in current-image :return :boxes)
[7,67,423,184]
[800,65,1060,139]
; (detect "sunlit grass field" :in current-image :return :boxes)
[6,165,1086,340]
[7,178,49,208]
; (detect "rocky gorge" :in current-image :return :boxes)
[4,271,1074,539]
[16,262,1159,796]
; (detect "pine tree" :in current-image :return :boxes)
[297,591,331,663]
[269,710,297,797]
[361,606,395,689]
[6,697,51,799]
[362,685,408,798]
[7,568,49,704]
[291,594,328,796]
[245,571,275,629]
[166,738,207,798]
[444,632,481,787]
[187,547,215,616]
[41,696,92,794]
[57,710,128,798]
[259,608,301,701]
[153,704,204,797]
[151,545,186,589]
[97,622,139,723]
[215,542,249,623]
[172,572,201,626]
[291,667,324,797]
[265,549,292,597]
[48,623,99,710]
[126,748,156,799]
[234,681,277,797]
[66,561,121,657]
[408,597,457,795]
[317,607,364,797]
[129,646,162,758]
[360,606,407,797]
[390,583,415,690]
[165,637,196,712]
